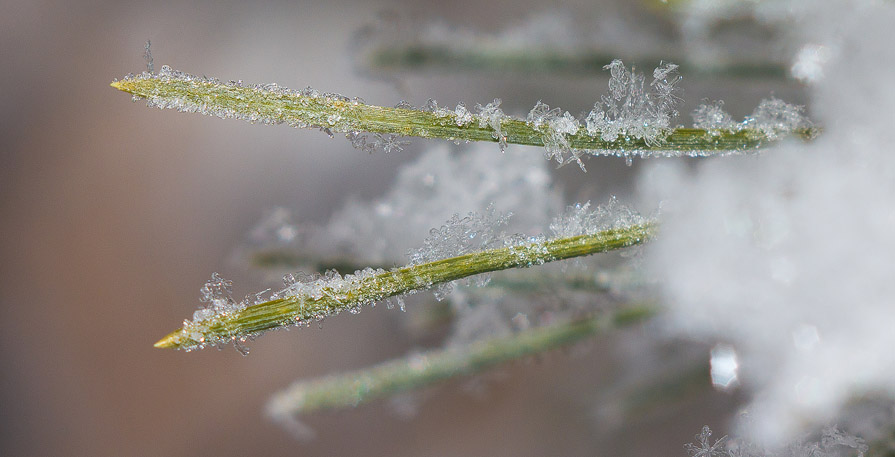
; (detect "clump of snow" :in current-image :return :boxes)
[642,2,895,445]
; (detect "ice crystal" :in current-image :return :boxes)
[409,206,511,299]
[181,273,250,353]
[475,99,508,152]
[549,197,644,239]
[584,59,681,146]
[693,100,737,131]
[453,102,473,126]
[527,101,582,167]
[744,97,811,141]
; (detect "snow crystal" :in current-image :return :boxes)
[527,101,582,167]
[584,60,681,146]
[744,97,811,140]
[180,273,250,353]
[475,99,508,152]
[453,102,473,126]
[549,197,644,239]
[692,100,737,131]
[409,206,511,299]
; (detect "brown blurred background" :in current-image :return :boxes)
[0,0,800,455]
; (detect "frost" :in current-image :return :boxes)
[475,99,508,152]
[527,101,582,167]
[453,102,473,126]
[410,206,510,265]
[744,97,811,140]
[584,59,681,146]
[549,197,644,239]
[409,206,511,300]
[119,66,416,154]
[180,273,250,354]
[692,97,809,139]
[692,100,737,131]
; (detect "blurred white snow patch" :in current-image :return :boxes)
[641,3,895,446]
[790,44,832,84]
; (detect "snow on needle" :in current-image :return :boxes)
[153,221,656,352]
[111,63,815,168]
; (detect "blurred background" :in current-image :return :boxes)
[0,0,806,455]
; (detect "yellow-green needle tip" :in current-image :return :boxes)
[154,331,180,349]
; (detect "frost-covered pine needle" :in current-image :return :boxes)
[266,304,655,420]
[153,216,655,352]
[111,63,815,168]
